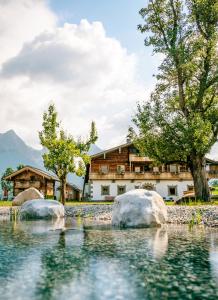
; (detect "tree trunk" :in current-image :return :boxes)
[60,178,66,205]
[189,155,210,201]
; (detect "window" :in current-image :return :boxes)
[30,176,36,181]
[168,186,177,196]
[117,165,125,174]
[170,165,177,173]
[117,185,126,195]
[135,166,141,173]
[144,165,150,172]
[100,165,109,174]
[187,185,194,191]
[179,166,187,172]
[101,185,110,195]
[153,166,159,173]
[129,147,139,154]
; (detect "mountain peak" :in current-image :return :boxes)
[2,129,18,138]
[0,129,26,147]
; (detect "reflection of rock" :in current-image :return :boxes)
[20,199,65,220]
[112,189,167,227]
[151,228,168,259]
[16,218,66,234]
[209,232,218,282]
[12,187,43,206]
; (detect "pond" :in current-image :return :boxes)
[0,218,218,300]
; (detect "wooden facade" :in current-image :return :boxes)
[4,166,58,198]
[66,183,81,201]
[89,144,194,181]
[206,158,218,179]
[87,143,218,201]
[89,143,218,181]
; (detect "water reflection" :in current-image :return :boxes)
[209,231,218,283]
[0,219,218,300]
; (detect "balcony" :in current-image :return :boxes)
[15,181,41,189]
[89,171,193,181]
[129,154,152,162]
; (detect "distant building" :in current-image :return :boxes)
[86,143,218,201]
[4,165,81,200]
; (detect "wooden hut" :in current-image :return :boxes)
[4,166,58,198]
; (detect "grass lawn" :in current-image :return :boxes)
[0,200,113,207]
[212,189,218,195]
[0,201,12,207]
[1,192,218,207]
[65,201,114,206]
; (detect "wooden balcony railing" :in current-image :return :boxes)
[89,171,193,181]
[15,181,41,189]
[129,154,152,162]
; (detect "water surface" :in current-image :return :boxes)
[0,218,217,300]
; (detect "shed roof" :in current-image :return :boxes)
[4,165,59,181]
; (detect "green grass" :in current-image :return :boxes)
[65,201,114,206]
[212,189,218,195]
[0,200,114,207]
[0,201,12,207]
[166,199,218,206]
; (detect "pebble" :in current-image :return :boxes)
[1,204,218,227]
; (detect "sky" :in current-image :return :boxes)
[0,0,159,150]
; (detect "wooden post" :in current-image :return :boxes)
[44,178,47,199]
[53,181,56,200]
[13,180,15,197]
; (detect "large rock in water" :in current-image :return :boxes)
[112,189,167,227]
[12,187,43,206]
[20,199,65,220]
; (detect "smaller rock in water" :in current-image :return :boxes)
[12,187,43,206]
[112,189,167,228]
[20,199,64,220]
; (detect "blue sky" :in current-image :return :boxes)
[50,0,147,52]
[50,0,147,53]
[49,0,158,84]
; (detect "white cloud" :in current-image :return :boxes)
[0,1,149,150]
[0,0,57,65]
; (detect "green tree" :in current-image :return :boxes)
[17,164,25,170]
[39,104,98,204]
[1,167,14,199]
[133,0,218,201]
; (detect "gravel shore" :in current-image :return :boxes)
[0,204,218,226]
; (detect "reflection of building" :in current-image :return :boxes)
[4,166,81,200]
[86,143,218,201]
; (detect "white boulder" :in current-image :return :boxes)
[112,189,167,227]
[20,199,65,220]
[12,187,43,206]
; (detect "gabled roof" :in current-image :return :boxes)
[91,142,132,159]
[4,165,59,181]
[206,158,218,164]
[66,183,81,192]
[91,142,218,164]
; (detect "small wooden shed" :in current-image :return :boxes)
[4,166,58,198]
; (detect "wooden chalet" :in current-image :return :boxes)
[66,183,81,201]
[4,166,58,198]
[86,142,218,201]
[4,166,81,200]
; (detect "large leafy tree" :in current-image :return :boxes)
[39,104,98,204]
[133,0,218,201]
[1,167,14,199]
